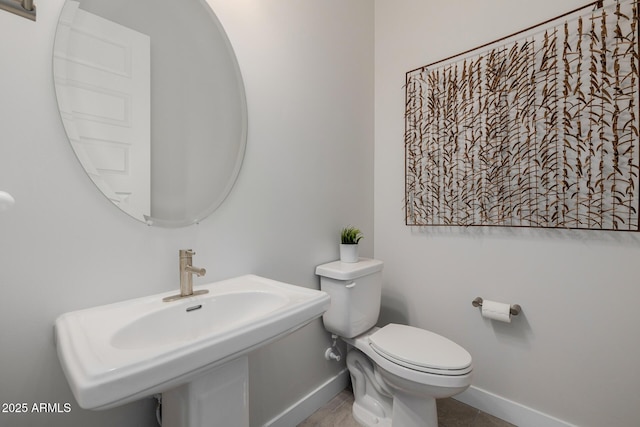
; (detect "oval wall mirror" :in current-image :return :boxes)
[52,0,247,227]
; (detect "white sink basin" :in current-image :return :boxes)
[111,290,289,350]
[55,274,330,410]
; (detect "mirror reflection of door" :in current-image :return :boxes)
[54,1,151,222]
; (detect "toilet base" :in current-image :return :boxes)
[347,348,440,427]
[351,393,438,427]
[347,341,471,427]
[352,401,391,427]
[392,391,437,427]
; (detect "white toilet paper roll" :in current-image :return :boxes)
[481,299,511,323]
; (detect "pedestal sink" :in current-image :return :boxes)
[54,275,330,426]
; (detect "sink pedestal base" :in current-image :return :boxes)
[162,356,249,427]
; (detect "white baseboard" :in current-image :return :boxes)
[263,369,350,427]
[261,372,575,427]
[454,386,577,427]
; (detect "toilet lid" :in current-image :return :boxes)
[369,324,472,375]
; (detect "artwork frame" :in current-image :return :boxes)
[405,0,640,231]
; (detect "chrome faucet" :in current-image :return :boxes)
[163,249,208,302]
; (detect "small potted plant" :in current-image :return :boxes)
[340,226,363,263]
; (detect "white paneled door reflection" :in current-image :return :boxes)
[54,1,151,221]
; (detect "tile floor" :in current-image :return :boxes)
[298,388,516,427]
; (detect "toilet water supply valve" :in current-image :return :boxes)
[324,334,342,362]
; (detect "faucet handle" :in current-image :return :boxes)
[180,249,195,258]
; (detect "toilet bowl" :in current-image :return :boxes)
[316,259,472,427]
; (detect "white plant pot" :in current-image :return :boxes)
[340,244,359,263]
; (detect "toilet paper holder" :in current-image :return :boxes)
[472,297,521,316]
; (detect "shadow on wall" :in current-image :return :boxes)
[379,291,409,326]
[409,224,640,248]
[483,310,533,349]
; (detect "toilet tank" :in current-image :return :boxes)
[315,258,384,338]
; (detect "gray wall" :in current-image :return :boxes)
[374,1,640,426]
[0,0,374,426]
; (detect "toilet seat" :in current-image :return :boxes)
[369,324,472,376]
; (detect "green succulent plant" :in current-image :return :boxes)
[340,226,363,244]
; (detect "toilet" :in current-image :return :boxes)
[316,258,472,427]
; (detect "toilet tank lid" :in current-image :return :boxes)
[315,258,384,280]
